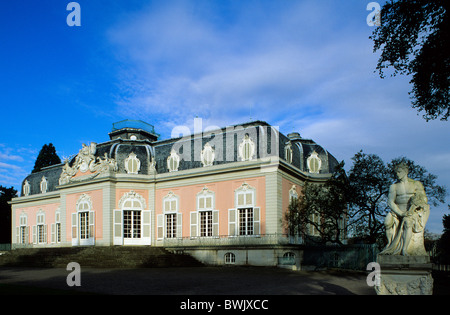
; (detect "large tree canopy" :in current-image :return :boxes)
[371,0,449,121]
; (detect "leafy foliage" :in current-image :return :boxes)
[371,0,449,120]
[285,162,349,245]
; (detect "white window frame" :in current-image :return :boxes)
[285,142,293,164]
[114,191,151,245]
[40,176,48,194]
[238,134,255,161]
[35,210,46,244]
[18,213,28,244]
[157,192,182,240]
[229,183,260,237]
[167,150,180,172]
[23,180,30,196]
[72,194,95,246]
[191,187,219,238]
[52,210,61,244]
[289,185,299,202]
[124,152,141,174]
[307,151,322,174]
[201,143,215,167]
[224,252,236,264]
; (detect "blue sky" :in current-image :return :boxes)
[0,0,448,234]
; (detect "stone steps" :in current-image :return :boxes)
[0,247,203,268]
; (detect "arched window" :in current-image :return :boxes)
[201,143,215,167]
[229,183,260,237]
[307,151,322,174]
[238,134,255,161]
[23,180,30,196]
[18,213,28,244]
[114,191,151,245]
[40,176,48,194]
[124,152,141,174]
[289,185,299,202]
[72,194,95,246]
[167,150,180,172]
[285,142,293,164]
[157,192,182,240]
[190,187,218,238]
[224,252,236,264]
[34,210,46,244]
[282,252,296,265]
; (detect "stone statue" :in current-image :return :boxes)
[381,162,430,256]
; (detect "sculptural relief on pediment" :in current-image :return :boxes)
[59,143,118,185]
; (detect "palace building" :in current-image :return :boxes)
[10,119,343,267]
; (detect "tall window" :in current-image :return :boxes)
[52,210,61,243]
[198,189,214,237]
[114,191,151,246]
[239,208,254,236]
[285,142,293,164]
[37,211,46,243]
[229,183,260,237]
[166,213,177,238]
[289,185,299,201]
[19,213,28,244]
[23,180,30,197]
[157,192,181,240]
[73,194,95,246]
[167,150,180,172]
[191,187,218,238]
[40,177,48,194]
[122,197,143,240]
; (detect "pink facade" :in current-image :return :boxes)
[155,176,266,238]
[10,120,341,254]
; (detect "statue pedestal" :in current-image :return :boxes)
[375,254,433,295]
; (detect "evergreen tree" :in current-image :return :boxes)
[32,143,61,173]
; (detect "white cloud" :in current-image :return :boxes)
[105,0,450,233]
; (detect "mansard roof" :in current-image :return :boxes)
[20,120,339,197]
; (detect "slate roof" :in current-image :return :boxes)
[20,120,339,197]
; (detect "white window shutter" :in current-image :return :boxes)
[51,223,56,243]
[32,225,37,244]
[213,210,219,237]
[176,213,183,238]
[228,209,236,236]
[113,209,123,245]
[142,210,151,245]
[44,225,48,244]
[157,214,164,240]
[190,211,198,238]
[89,211,95,240]
[253,207,260,235]
[16,227,19,244]
[71,213,78,246]
[26,226,29,244]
